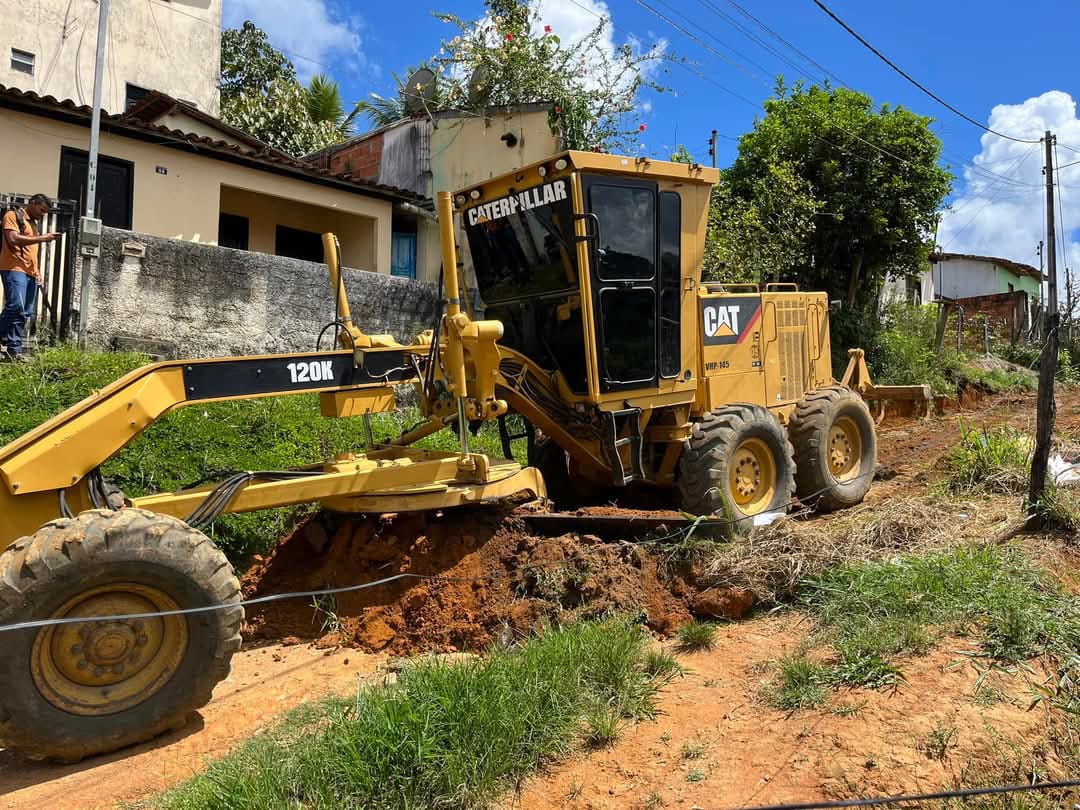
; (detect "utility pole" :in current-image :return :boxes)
[76,0,108,348]
[1028,131,1060,520]
[708,130,718,168]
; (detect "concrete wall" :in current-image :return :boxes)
[0,109,394,272]
[0,0,221,114]
[85,227,441,358]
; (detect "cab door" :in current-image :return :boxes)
[582,175,659,393]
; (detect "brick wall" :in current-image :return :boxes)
[329,133,385,180]
[943,291,1031,350]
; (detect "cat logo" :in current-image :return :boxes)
[700,296,761,346]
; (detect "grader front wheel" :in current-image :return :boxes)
[0,509,242,761]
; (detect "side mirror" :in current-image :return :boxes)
[829,299,842,313]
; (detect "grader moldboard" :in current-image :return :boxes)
[0,151,928,761]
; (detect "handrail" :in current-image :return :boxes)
[702,282,760,293]
[765,282,800,292]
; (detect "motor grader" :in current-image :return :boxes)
[0,150,924,761]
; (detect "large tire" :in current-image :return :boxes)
[0,509,242,761]
[788,385,877,513]
[677,404,796,535]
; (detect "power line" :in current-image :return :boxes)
[688,0,1040,188]
[942,144,1041,249]
[717,0,846,86]
[807,0,1040,144]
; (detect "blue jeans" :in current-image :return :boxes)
[0,271,38,355]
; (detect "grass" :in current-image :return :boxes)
[0,346,518,564]
[761,655,827,710]
[159,617,668,809]
[676,620,718,651]
[941,425,1031,496]
[921,721,958,761]
[790,545,1080,699]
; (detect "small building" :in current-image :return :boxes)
[307,104,560,282]
[0,0,222,115]
[882,251,1043,306]
[0,84,425,272]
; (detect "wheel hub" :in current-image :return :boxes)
[728,438,777,515]
[827,417,862,482]
[32,584,188,716]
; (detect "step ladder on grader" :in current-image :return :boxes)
[0,150,929,761]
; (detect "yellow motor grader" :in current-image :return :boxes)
[0,150,926,760]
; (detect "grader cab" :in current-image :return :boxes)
[0,151,915,761]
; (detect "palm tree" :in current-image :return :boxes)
[305,74,361,138]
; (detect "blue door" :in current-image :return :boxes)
[391,232,417,279]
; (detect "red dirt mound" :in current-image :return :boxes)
[241,507,696,654]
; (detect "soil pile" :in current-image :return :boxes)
[241,507,696,654]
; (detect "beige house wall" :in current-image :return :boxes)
[0,0,221,114]
[220,186,377,270]
[0,109,392,273]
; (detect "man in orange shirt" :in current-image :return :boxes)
[1,194,61,360]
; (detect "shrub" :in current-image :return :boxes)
[940,425,1031,496]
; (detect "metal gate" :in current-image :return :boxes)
[0,193,80,344]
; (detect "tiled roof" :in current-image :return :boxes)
[0,84,426,204]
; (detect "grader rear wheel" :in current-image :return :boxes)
[0,509,242,761]
[788,385,877,513]
[677,404,796,536]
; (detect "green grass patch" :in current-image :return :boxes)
[940,424,1031,496]
[158,617,668,809]
[761,654,828,710]
[790,546,1080,700]
[676,620,718,651]
[0,347,519,564]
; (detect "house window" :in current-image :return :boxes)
[275,225,324,262]
[1008,282,1015,293]
[11,49,34,75]
[218,213,249,251]
[125,83,150,111]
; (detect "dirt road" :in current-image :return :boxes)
[0,644,387,809]
[1,387,1076,809]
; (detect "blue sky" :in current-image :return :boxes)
[222,0,1080,272]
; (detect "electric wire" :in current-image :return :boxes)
[941,144,1041,250]
[807,0,1040,145]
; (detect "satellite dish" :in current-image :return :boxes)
[403,68,436,115]
[466,65,490,108]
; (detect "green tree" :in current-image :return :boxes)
[359,0,665,150]
[223,77,341,158]
[219,24,353,157]
[220,21,296,105]
[726,81,952,313]
[705,162,820,285]
[306,74,361,138]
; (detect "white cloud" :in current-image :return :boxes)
[531,0,667,86]
[939,91,1080,283]
[223,0,369,81]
